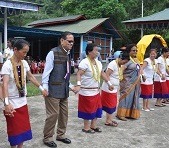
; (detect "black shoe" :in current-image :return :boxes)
[56,138,71,144]
[44,141,57,147]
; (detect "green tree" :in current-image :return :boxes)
[61,0,126,26]
[61,0,128,48]
[6,0,64,26]
[119,0,169,43]
[2,0,169,45]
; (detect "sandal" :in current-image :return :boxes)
[155,104,166,107]
[90,127,102,132]
[82,129,95,134]
[116,115,127,121]
[105,120,118,127]
[161,101,169,104]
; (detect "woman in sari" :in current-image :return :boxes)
[116,44,141,121]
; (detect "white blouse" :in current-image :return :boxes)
[1,59,30,109]
[102,60,119,93]
[78,58,102,96]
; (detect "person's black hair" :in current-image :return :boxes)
[126,44,136,52]
[13,39,30,51]
[161,47,169,54]
[85,43,98,55]
[120,51,130,60]
[61,31,73,40]
[8,38,15,47]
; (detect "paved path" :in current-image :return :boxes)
[0,74,169,147]
[0,94,169,148]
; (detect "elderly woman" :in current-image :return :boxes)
[75,43,113,133]
[1,39,48,148]
[116,44,141,121]
[101,51,130,126]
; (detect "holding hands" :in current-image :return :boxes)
[4,104,16,117]
[73,85,81,94]
[39,85,48,97]
[70,83,80,94]
[42,89,48,97]
[161,74,166,80]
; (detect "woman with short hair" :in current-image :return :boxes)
[75,43,113,133]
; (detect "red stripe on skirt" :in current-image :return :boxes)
[154,81,168,95]
[161,81,169,95]
[78,93,101,113]
[141,84,153,96]
[101,90,117,108]
[154,81,162,94]
[166,80,169,94]
[4,105,31,136]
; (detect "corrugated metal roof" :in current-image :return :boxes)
[123,8,169,23]
[35,18,108,34]
[28,15,86,26]
[0,0,42,10]
[0,0,42,18]
[1,0,42,6]
[0,25,63,39]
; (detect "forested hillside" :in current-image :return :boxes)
[1,0,169,45]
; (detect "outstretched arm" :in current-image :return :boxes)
[27,71,48,97]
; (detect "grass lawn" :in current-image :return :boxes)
[26,77,76,97]
[26,82,41,97]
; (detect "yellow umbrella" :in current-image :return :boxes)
[137,34,168,64]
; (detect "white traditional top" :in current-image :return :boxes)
[78,58,102,96]
[1,59,30,109]
[102,60,119,93]
[141,58,158,84]
[154,56,166,82]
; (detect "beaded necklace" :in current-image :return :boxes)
[162,55,169,70]
[87,56,100,81]
[10,56,25,95]
[150,58,157,72]
[115,58,123,81]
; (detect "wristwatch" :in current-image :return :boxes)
[4,97,9,106]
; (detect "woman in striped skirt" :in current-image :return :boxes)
[1,39,48,148]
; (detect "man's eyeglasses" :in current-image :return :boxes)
[66,40,74,44]
[131,50,138,52]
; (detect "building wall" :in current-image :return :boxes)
[25,25,113,62]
